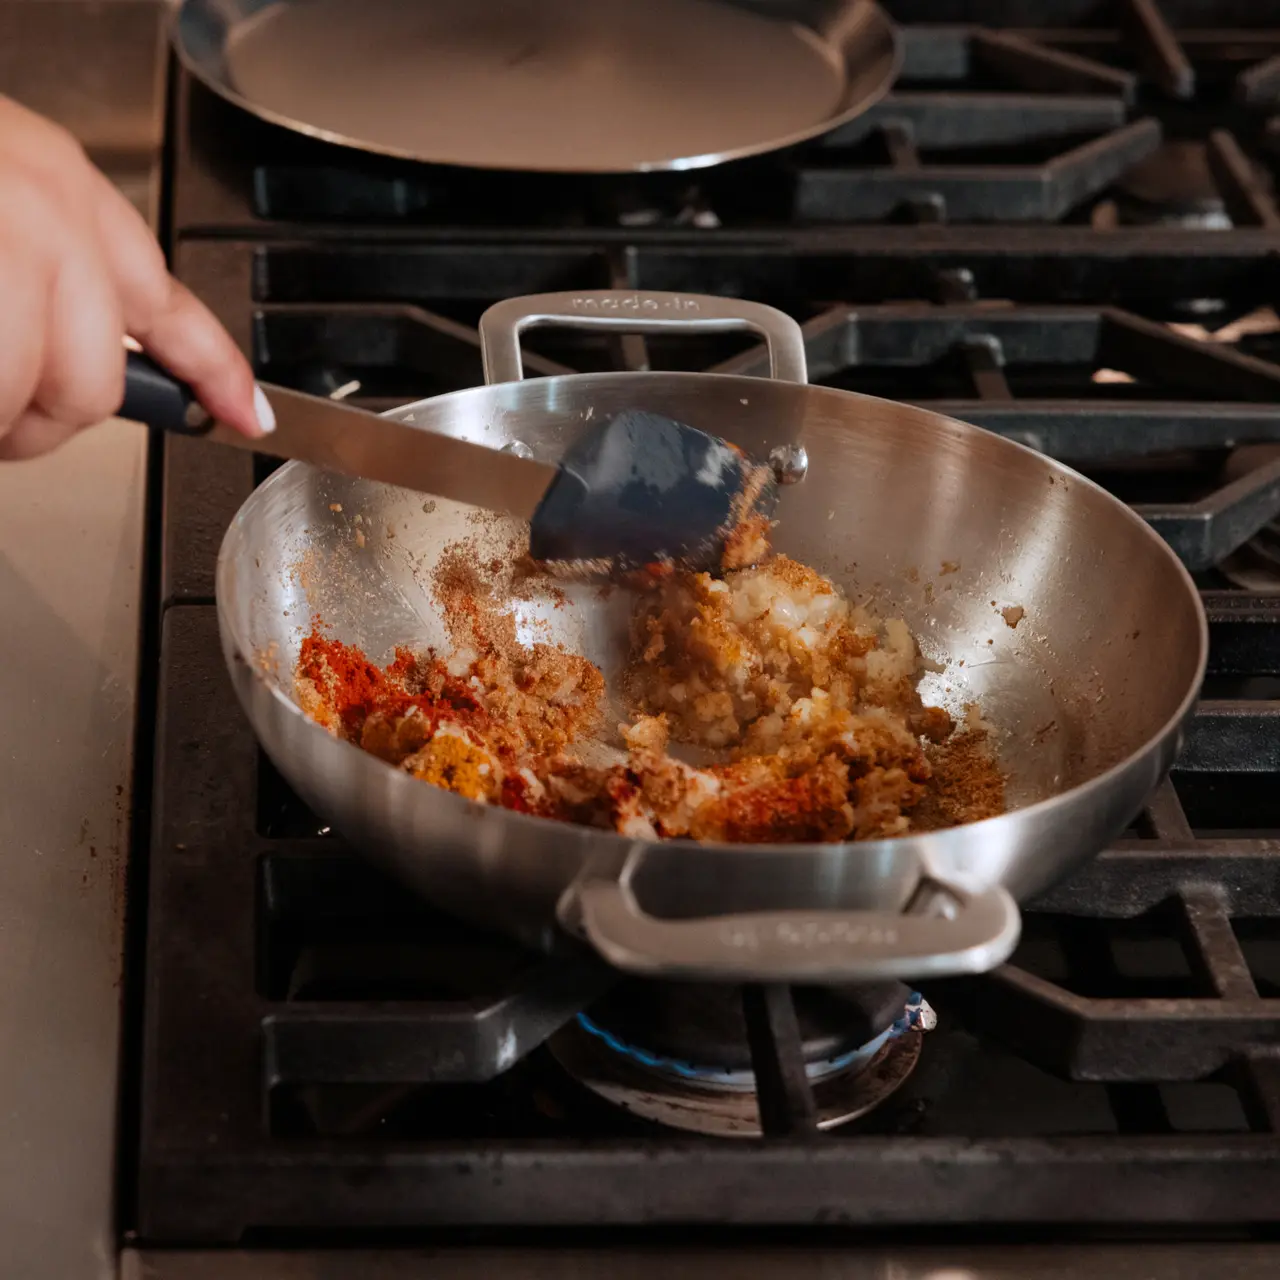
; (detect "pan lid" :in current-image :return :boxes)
[174,0,900,173]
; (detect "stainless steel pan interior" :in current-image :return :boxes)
[216,291,1207,984]
[172,0,900,172]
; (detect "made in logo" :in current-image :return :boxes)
[570,294,701,314]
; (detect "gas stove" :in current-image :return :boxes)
[131,1,1280,1267]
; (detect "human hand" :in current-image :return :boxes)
[0,95,272,460]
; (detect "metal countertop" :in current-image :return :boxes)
[0,2,164,1276]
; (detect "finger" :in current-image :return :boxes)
[137,277,271,438]
[0,97,91,193]
[0,201,49,434]
[29,234,125,431]
[90,180,269,439]
[0,409,78,461]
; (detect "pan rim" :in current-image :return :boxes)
[216,372,1210,862]
[170,0,904,175]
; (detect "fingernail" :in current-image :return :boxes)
[253,384,276,435]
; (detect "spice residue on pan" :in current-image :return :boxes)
[294,540,1005,843]
[717,460,775,572]
[912,719,1007,830]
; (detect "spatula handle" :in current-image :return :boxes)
[119,351,214,435]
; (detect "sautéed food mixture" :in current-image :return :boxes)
[295,544,1005,844]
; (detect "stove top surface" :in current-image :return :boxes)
[134,0,1280,1253]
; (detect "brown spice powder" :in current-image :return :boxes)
[913,731,1007,831]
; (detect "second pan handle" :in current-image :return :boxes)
[478,290,808,387]
[560,874,1021,984]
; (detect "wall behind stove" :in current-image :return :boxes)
[0,0,166,217]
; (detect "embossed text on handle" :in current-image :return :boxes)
[569,293,701,314]
[718,919,901,952]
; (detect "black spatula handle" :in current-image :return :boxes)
[119,351,214,435]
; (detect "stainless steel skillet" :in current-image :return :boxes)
[172,0,900,173]
[215,290,1207,983]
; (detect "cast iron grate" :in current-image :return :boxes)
[170,4,1280,234]
[164,235,1280,588]
[136,245,1280,1242]
[137,601,1280,1240]
[137,0,1280,1244]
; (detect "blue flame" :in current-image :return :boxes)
[576,991,929,1086]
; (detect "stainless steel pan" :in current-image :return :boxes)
[172,0,900,173]
[216,290,1207,983]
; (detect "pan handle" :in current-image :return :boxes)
[479,291,808,387]
[559,875,1021,983]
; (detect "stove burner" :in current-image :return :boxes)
[1116,141,1233,230]
[613,184,722,230]
[577,992,931,1089]
[570,981,914,1077]
[551,991,932,1137]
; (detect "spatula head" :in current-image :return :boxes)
[528,409,778,573]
